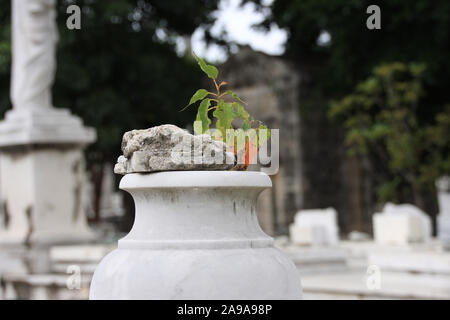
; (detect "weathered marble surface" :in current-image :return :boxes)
[90,171,302,299]
[114,125,235,174]
[0,147,95,245]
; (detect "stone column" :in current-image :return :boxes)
[0,0,96,245]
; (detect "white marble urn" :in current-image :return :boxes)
[90,171,302,299]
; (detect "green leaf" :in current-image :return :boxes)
[233,102,249,120]
[180,89,209,111]
[213,100,234,137]
[242,120,251,131]
[227,90,245,104]
[194,53,218,79]
[195,98,211,135]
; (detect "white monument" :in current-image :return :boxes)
[373,202,431,246]
[437,176,450,244]
[0,0,95,245]
[289,208,339,246]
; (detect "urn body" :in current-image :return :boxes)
[90,171,302,299]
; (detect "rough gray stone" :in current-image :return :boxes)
[114,125,236,174]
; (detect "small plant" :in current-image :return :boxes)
[181,53,270,169]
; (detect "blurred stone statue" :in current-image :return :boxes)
[0,0,96,249]
[10,0,58,110]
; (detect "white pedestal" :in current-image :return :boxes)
[0,108,95,146]
[373,203,431,246]
[90,171,302,300]
[0,107,96,245]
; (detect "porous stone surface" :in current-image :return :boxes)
[114,125,236,174]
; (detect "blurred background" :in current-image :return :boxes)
[0,0,449,299]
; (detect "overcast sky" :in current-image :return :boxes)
[188,0,288,62]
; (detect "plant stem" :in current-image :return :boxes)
[213,79,220,95]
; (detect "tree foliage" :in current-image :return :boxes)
[248,0,450,98]
[330,63,450,205]
[248,0,450,209]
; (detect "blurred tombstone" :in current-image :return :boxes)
[289,208,339,246]
[436,176,450,245]
[373,203,432,246]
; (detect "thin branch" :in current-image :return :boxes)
[213,79,220,95]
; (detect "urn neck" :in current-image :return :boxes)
[118,172,273,250]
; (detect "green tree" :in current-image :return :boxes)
[330,63,450,207]
[249,0,450,100]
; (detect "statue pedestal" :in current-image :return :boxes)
[0,108,94,146]
[0,107,96,246]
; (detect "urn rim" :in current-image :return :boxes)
[119,171,272,189]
